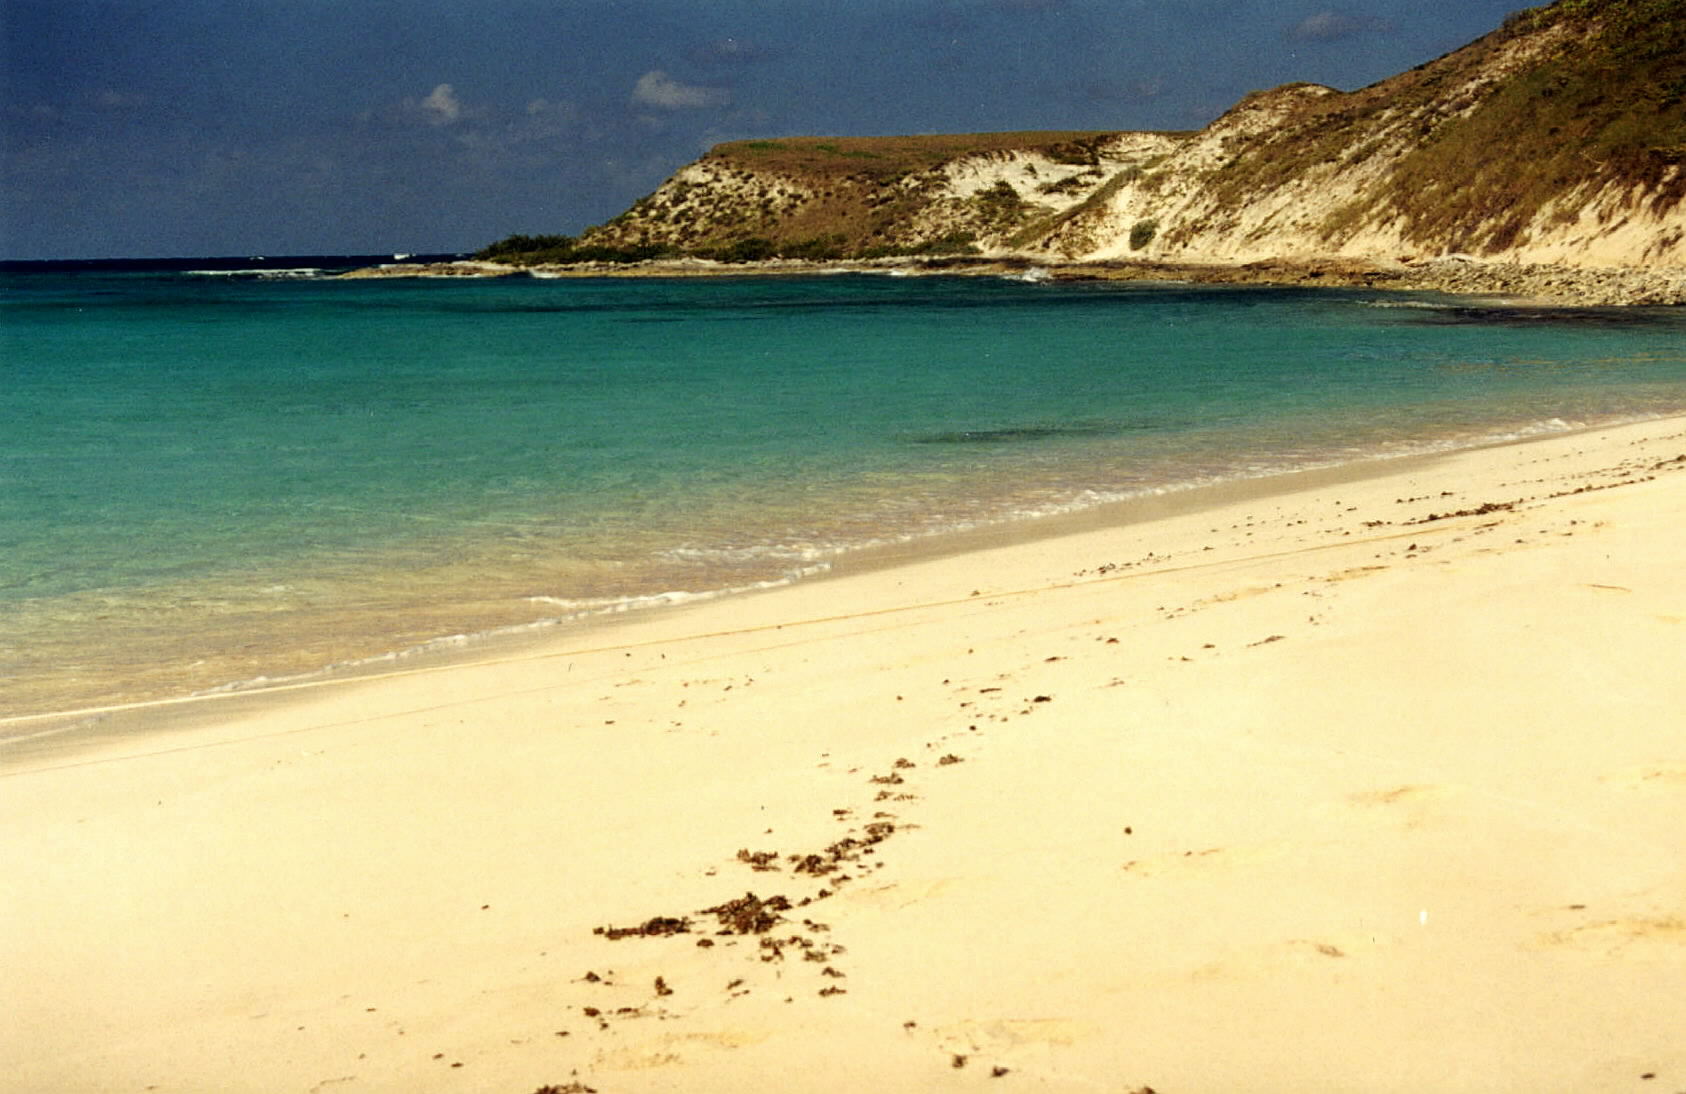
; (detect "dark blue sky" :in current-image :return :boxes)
[2,0,1525,259]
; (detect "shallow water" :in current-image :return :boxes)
[4,266,1684,723]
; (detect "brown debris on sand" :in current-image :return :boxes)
[594,916,692,940]
[736,848,782,871]
[1405,499,1518,524]
[702,892,793,935]
[791,821,898,878]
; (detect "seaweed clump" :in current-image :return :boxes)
[701,892,793,935]
[592,915,692,940]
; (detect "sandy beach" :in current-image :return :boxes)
[4,416,1685,1093]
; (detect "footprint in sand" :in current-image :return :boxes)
[1599,764,1686,791]
[1340,784,1459,830]
[1533,916,1686,958]
[845,877,957,910]
[1193,585,1278,608]
[1191,934,1394,981]
[915,1018,1099,1081]
[593,1029,770,1071]
[1121,843,1285,879]
[931,1017,1092,1058]
[1324,565,1389,583]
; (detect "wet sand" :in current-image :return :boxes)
[4,417,1685,1093]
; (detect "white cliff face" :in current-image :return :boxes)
[588,12,1683,273]
[924,135,1189,254]
[1041,85,1367,264]
[905,138,1184,252]
[594,139,1181,255]
[1036,18,1685,270]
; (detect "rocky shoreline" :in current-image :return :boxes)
[342,254,1686,307]
[1380,256,1686,307]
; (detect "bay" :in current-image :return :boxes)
[4,266,1684,724]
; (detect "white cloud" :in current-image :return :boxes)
[631,70,728,110]
[516,98,582,142]
[92,89,147,111]
[421,83,464,124]
[372,84,489,131]
[525,97,577,120]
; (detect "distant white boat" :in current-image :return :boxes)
[393,253,412,261]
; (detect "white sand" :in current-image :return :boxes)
[5,417,1685,1093]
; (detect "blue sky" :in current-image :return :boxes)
[2,0,1526,259]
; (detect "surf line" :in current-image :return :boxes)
[0,513,1495,738]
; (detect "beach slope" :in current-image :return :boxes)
[5,418,1685,1093]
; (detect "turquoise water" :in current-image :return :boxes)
[4,265,1685,722]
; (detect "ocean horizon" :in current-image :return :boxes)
[0,253,466,271]
[4,258,1685,733]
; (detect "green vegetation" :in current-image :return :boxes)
[478,231,856,266]
[694,235,850,262]
[1194,86,1355,223]
[972,180,1028,228]
[476,233,576,259]
[1187,0,1686,254]
[706,131,1119,184]
[1505,0,1683,31]
[475,233,676,265]
[858,231,980,259]
[1043,136,1113,166]
[1128,218,1159,250]
[769,234,851,260]
[1375,0,1686,250]
[811,142,882,160]
[1038,173,1097,196]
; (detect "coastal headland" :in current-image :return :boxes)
[354,0,1686,308]
[6,415,1684,1092]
